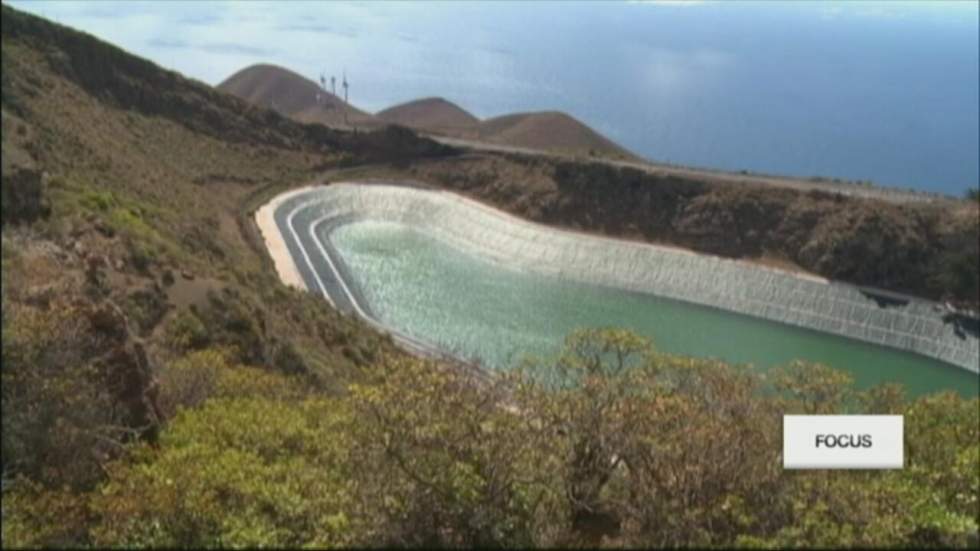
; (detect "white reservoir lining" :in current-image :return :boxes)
[264,182,979,374]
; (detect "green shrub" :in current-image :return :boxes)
[349,354,548,548]
[123,287,167,336]
[91,397,356,548]
[79,189,116,212]
[157,348,228,418]
[1,479,93,548]
[123,237,156,274]
[158,348,309,419]
[165,308,209,352]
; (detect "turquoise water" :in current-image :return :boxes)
[330,220,978,398]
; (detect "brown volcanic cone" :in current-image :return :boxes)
[376,97,480,134]
[477,111,639,160]
[218,64,379,127]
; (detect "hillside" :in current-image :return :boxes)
[1,5,978,549]
[375,99,639,161]
[476,111,639,161]
[1,0,450,515]
[217,63,379,128]
[370,154,977,310]
[218,64,637,160]
[376,96,480,134]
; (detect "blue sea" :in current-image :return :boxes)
[14,1,979,195]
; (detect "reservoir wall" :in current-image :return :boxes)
[269,183,980,374]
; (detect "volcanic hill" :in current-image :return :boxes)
[218,63,379,128]
[376,96,480,134]
[220,64,639,160]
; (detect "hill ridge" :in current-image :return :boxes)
[218,63,637,159]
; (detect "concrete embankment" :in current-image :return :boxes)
[262,182,980,373]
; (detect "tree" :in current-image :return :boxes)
[516,328,661,545]
[348,353,548,548]
[770,360,855,414]
[610,354,783,547]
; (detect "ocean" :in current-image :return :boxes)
[13,0,979,195]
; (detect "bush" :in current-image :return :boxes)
[157,348,310,420]
[123,286,168,336]
[165,308,209,352]
[79,189,116,212]
[6,327,977,548]
[1,479,93,548]
[1,298,121,491]
[349,354,548,548]
[156,348,228,419]
[90,397,356,548]
[123,237,156,274]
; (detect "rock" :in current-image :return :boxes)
[0,166,51,226]
[84,254,110,298]
[181,269,194,281]
[94,219,115,237]
[77,298,164,441]
[98,339,162,443]
[114,258,125,271]
[86,301,130,344]
[24,284,57,308]
[86,254,108,270]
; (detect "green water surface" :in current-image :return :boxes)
[330,221,978,398]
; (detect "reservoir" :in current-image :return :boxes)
[329,219,978,398]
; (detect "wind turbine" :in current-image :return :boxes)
[342,70,349,125]
[342,70,349,104]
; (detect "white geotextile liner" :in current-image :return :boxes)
[280,183,980,373]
